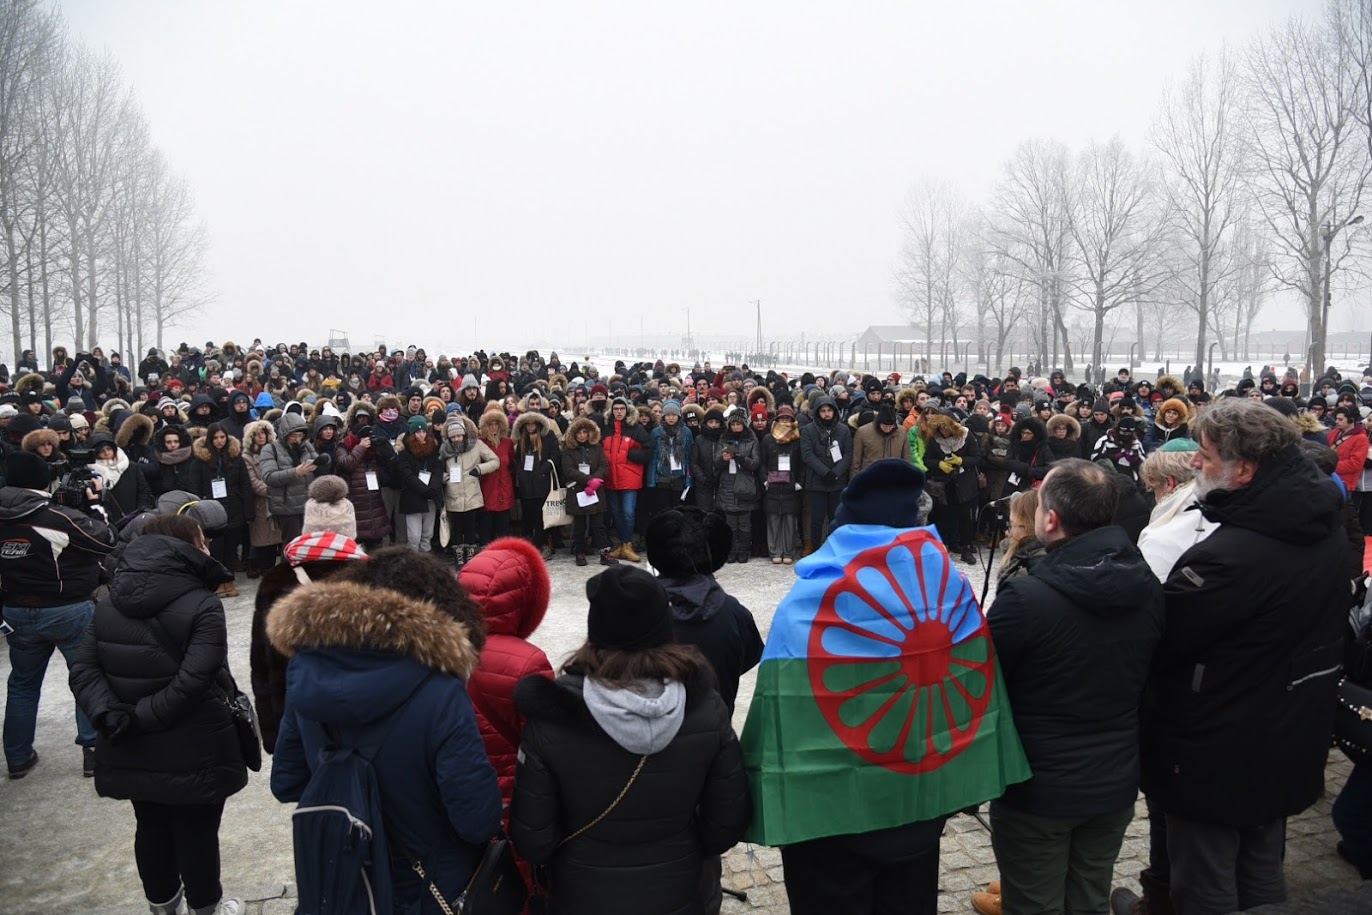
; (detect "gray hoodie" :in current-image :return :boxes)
[582,677,686,755]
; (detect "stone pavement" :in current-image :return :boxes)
[0,548,1359,914]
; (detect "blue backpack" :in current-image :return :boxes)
[291,714,404,915]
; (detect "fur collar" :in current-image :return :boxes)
[267,580,480,678]
[513,410,557,440]
[478,407,509,442]
[115,412,155,448]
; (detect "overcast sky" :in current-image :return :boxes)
[63,0,1326,354]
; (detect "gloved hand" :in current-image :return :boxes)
[823,471,838,484]
[938,460,955,475]
[585,478,603,496]
[946,454,963,467]
[97,707,135,742]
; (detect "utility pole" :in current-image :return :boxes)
[754,300,763,355]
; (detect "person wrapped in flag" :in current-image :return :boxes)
[740,459,1029,915]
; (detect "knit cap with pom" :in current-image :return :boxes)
[303,474,356,539]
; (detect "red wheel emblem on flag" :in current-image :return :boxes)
[807,529,995,774]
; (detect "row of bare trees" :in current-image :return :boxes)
[898,0,1372,378]
[0,0,210,367]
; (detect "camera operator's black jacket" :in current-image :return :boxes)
[0,487,117,605]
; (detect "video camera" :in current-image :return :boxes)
[50,448,98,510]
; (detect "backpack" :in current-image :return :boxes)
[291,710,409,915]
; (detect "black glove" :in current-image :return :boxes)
[97,707,135,742]
[823,471,838,484]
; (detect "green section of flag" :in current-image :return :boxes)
[740,656,1030,847]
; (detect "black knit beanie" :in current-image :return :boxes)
[586,565,673,651]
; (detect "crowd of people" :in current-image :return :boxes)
[2,338,1371,915]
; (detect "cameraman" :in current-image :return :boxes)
[0,450,117,779]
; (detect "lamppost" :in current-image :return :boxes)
[1319,214,1363,382]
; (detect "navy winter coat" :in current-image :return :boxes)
[268,579,503,913]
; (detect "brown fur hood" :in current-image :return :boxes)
[344,400,376,428]
[21,428,59,453]
[746,386,775,413]
[1294,410,1327,435]
[1046,413,1081,441]
[192,433,242,463]
[513,410,558,441]
[563,416,602,449]
[923,413,965,441]
[267,580,480,679]
[243,419,276,454]
[478,407,509,442]
[115,412,155,449]
[15,372,45,395]
[1156,397,1193,428]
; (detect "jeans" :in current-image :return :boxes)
[607,489,638,544]
[132,799,227,910]
[1166,813,1286,914]
[3,601,98,768]
[1334,762,1372,878]
[990,800,1134,915]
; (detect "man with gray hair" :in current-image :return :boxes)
[1139,398,1349,915]
[986,458,1164,914]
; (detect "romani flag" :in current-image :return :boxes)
[740,524,1030,846]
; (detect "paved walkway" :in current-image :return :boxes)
[0,551,1359,914]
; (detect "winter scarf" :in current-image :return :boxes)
[657,423,688,476]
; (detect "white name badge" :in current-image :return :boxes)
[778,455,791,472]
[729,459,737,474]
[524,455,535,472]
[211,478,227,499]
[1007,472,1021,487]
[365,470,379,491]
[576,490,599,508]
[578,462,591,475]
[830,442,842,462]
[418,471,431,486]
[449,461,461,483]
[670,454,681,471]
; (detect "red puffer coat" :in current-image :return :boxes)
[602,404,650,491]
[458,537,554,806]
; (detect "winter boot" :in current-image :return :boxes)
[148,888,187,915]
[620,543,641,563]
[599,549,619,566]
[1111,868,1173,915]
[576,553,588,566]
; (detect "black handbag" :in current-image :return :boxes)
[407,834,526,915]
[1335,676,1372,761]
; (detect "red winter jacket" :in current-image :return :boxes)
[1330,424,1369,491]
[603,415,649,491]
[478,436,515,512]
[459,537,554,808]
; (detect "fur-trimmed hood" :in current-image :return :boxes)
[267,579,480,679]
[1155,375,1183,396]
[115,412,155,448]
[1046,413,1081,441]
[14,372,45,395]
[192,432,242,463]
[563,415,602,449]
[243,419,276,454]
[923,412,965,442]
[343,399,376,428]
[1156,397,1193,428]
[745,386,775,413]
[20,428,59,453]
[1294,411,1327,436]
[512,409,558,441]
[478,407,509,442]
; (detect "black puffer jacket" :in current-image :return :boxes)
[69,534,247,805]
[988,524,1164,817]
[511,669,750,915]
[1141,445,1349,826]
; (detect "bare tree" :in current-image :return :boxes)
[990,139,1075,373]
[895,177,966,368]
[1152,50,1245,374]
[142,156,212,349]
[1065,136,1170,374]
[1243,10,1371,378]
[962,230,1029,374]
